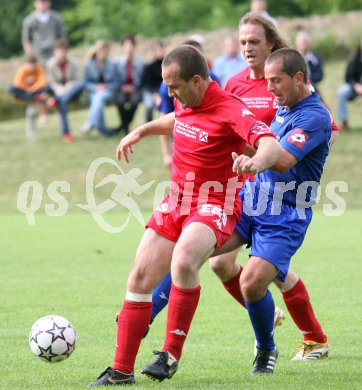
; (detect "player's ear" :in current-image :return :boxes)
[295,71,304,85]
[192,75,202,86]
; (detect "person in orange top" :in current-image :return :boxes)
[9,54,51,126]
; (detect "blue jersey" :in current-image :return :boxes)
[255,92,331,207]
[158,81,174,115]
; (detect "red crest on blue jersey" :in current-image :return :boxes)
[287,129,309,148]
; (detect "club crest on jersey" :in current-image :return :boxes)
[287,128,310,148]
[276,115,284,123]
[199,130,208,142]
[242,108,254,117]
[250,121,272,135]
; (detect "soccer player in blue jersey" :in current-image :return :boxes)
[228,47,332,375]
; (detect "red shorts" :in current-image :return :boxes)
[146,194,240,248]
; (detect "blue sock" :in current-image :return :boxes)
[245,290,275,350]
[151,272,172,323]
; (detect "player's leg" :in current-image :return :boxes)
[274,269,329,360]
[240,256,279,376]
[209,250,286,333]
[142,222,217,381]
[88,228,175,387]
[209,249,246,306]
[148,224,246,328]
[150,272,172,324]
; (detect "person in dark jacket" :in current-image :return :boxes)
[142,40,165,122]
[114,35,145,134]
[337,41,362,130]
[296,31,324,94]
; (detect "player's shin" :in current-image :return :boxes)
[151,272,172,323]
[221,265,246,308]
[245,290,276,350]
[112,293,152,373]
[163,284,201,360]
[282,278,327,343]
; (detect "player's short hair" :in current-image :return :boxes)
[266,48,308,83]
[239,12,289,52]
[162,45,209,81]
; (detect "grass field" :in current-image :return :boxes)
[0,58,362,389]
[1,210,361,389]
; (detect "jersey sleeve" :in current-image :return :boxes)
[228,102,275,148]
[280,112,330,161]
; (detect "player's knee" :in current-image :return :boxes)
[127,264,150,292]
[172,258,196,279]
[240,277,265,302]
[273,279,283,291]
[208,256,225,275]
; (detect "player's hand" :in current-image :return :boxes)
[163,153,172,170]
[232,152,259,176]
[116,131,142,162]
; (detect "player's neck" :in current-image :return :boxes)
[193,79,212,107]
[286,85,312,109]
[250,68,265,79]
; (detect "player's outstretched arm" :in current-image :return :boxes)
[116,112,175,162]
[232,136,281,176]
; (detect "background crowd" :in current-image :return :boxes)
[6,0,362,143]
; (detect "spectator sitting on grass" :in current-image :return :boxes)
[114,35,145,134]
[337,39,362,130]
[81,40,119,137]
[8,54,51,127]
[46,39,85,142]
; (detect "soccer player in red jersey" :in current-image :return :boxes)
[210,12,338,360]
[88,45,281,386]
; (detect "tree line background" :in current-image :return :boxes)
[1,0,361,59]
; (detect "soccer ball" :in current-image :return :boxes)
[29,315,76,363]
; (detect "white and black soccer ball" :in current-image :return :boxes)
[29,315,76,363]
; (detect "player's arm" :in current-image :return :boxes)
[330,130,339,146]
[116,112,175,162]
[159,134,172,169]
[233,136,281,176]
[244,143,256,157]
[270,148,298,173]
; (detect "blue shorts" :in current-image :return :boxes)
[235,183,312,282]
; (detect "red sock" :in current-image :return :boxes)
[112,300,152,373]
[163,284,201,360]
[222,265,246,308]
[282,278,327,343]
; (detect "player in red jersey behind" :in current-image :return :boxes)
[88,44,281,386]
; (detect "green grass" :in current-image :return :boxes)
[0,210,361,389]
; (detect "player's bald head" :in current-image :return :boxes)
[162,45,209,82]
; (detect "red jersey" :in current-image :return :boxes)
[225,67,277,126]
[171,81,274,208]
